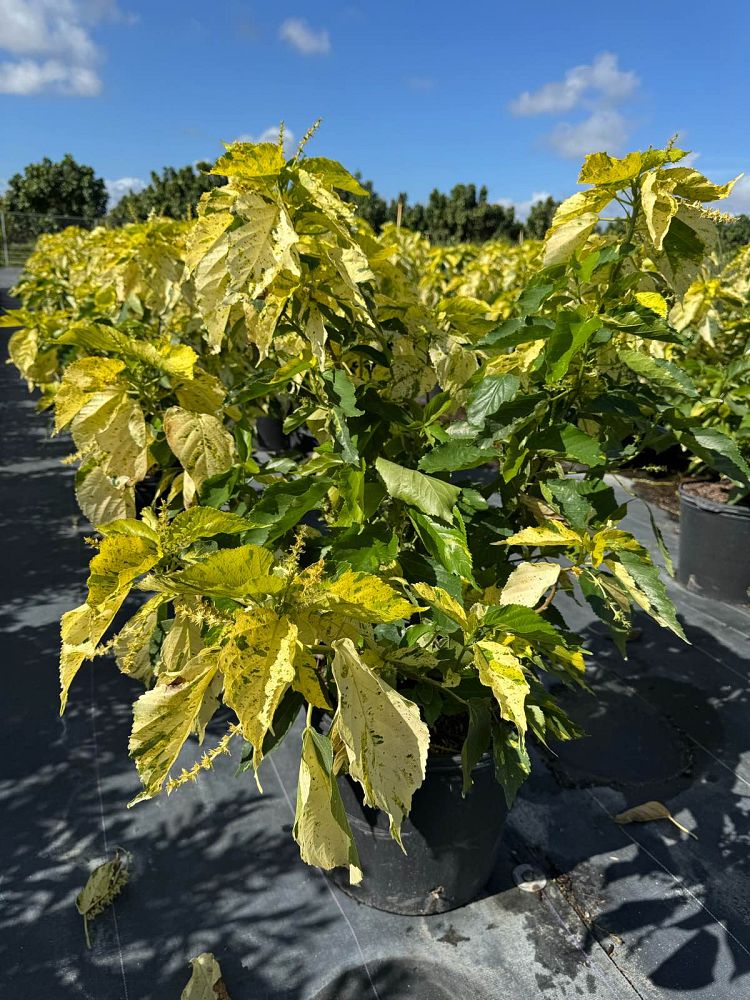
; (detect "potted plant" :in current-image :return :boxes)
[48,136,748,919]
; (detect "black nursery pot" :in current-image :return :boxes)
[678,485,750,604]
[330,752,508,915]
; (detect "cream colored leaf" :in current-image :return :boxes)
[293,726,362,884]
[175,373,226,414]
[613,800,697,839]
[331,638,428,847]
[543,212,599,267]
[163,406,236,504]
[60,593,127,713]
[180,952,232,1000]
[219,609,298,776]
[499,562,560,608]
[160,603,204,674]
[75,465,135,526]
[128,647,221,803]
[475,642,529,736]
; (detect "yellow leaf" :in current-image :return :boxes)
[292,650,332,710]
[55,357,126,432]
[331,638,428,847]
[499,562,560,608]
[87,533,160,606]
[613,800,697,839]
[311,570,413,623]
[219,609,298,777]
[128,647,221,803]
[635,291,668,318]
[293,726,362,883]
[75,465,135,526]
[175,373,226,414]
[113,594,165,683]
[72,388,149,482]
[169,544,284,601]
[641,171,678,251]
[503,523,581,547]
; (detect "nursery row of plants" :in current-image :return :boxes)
[3,132,750,897]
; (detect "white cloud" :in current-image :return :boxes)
[0,0,132,96]
[547,109,630,159]
[509,53,639,160]
[724,175,750,215]
[496,190,552,221]
[279,18,330,56]
[235,125,296,156]
[105,176,145,207]
[509,53,638,117]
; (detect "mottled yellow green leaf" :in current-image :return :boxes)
[60,593,126,713]
[641,172,678,250]
[55,357,126,432]
[311,570,413,623]
[75,465,135,526]
[331,638,428,847]
[500,562,560,607]
[72,388,149,482]
[160,603,203,674]
[293,726,362,884]
[129,647,221,803]
[87,533,160,606]
[578,151,644,186]
[475,642,529,736]
[665,167,740,203]
[412,582,468,630]
[175,373,226,414]
[219,609,298,775]
[113,594,165,683]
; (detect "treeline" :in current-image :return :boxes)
[3,153,749,251]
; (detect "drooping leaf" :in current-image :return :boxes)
[128,648,221,803]
[461,698,491,794]
[219,610,298,776]
[618,349,698,397]
[60,594,128,713]
[681,427,750,486]
[475,643,529,736]
[331,639,429,847]
[163,406,236,505]
[293,726,362,883]
[465,375,520,427]
[409,509,474,582]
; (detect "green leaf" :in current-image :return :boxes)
[293,726,362,883]
[409,509,474,582]
[466,375,520,427]
[461,699,491,795]
[618,349,698,397]
[481,604,560,645]
[491,718,531,809]
[331,638,429,847]
[376,457,460,523]
[165,507,253,550]
[321,368,363,418]
[244,477,332,544]
[545,314,601,383]
[530,423,604,466]
[612,549,685,639]
[681,427,750,486]
[418,441,497,473]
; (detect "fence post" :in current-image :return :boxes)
[0,211,9,268]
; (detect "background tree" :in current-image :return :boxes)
[719,215,750,257]
[107,163,223,226]
[2,154,107,225]
[524,196,560,240]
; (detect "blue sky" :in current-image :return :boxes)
[2,1,750,216]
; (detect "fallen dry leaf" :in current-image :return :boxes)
[613,800,698,840]
[75,848,130,948]
[181,952,232,1000]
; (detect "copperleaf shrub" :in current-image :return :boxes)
[50,138,748,883]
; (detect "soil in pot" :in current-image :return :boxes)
[678,479,750,604]
[330,746,508,916]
